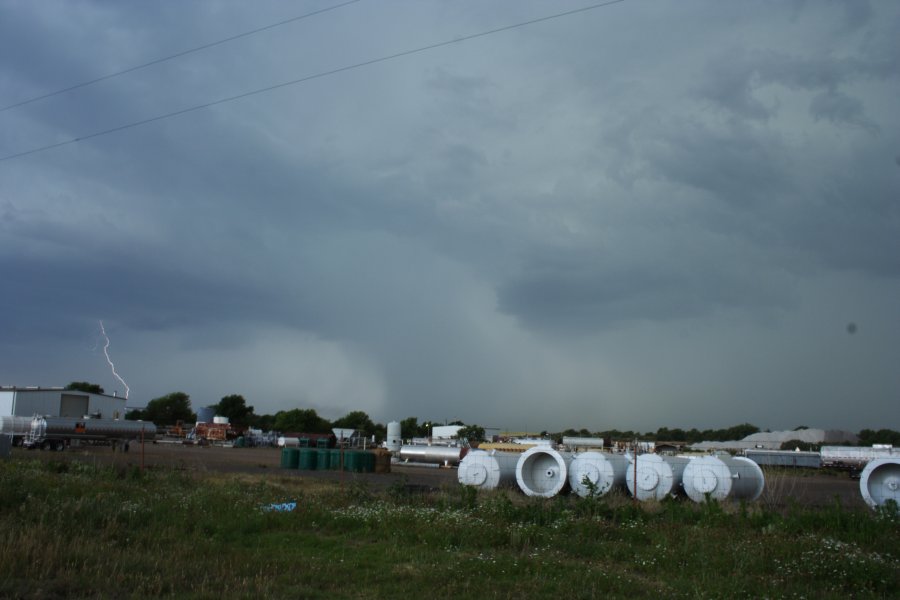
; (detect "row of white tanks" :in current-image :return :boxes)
[459,446,767,503]
[460,446,900,508]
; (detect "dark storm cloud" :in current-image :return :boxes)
[1,1,898,431]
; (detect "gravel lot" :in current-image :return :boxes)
[10,442,869,508]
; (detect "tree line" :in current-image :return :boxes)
[66,382,898,445]
[116,387,483,442]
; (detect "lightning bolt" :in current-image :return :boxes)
[99,320,130,399]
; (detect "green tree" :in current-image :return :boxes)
[332,411,376,437]
[65,381,105,394]
[400,416,421,440]
[723,423,760,441]
[142,392,194,426]
[780,439,818,451]
[857,428,900,446]
[214,394,254,426]
[273,408,331,433]
[457,424,485,443]
[250,413,277,431]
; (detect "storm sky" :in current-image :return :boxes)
[1,0,898,432]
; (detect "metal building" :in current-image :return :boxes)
[0,387,127,420]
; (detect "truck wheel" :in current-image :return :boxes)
[41,440,52,451]
[53,440,65,451]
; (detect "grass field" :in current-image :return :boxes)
[0,458,896,599]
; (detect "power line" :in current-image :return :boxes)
[0,0,627,163]
[0,0,365,113]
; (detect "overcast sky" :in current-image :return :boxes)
[1,0,898,433]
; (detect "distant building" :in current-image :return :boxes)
[691,428,858,451]
[0,386,127,419]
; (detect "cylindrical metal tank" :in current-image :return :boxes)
[212,416,229,425]
[859,458,900,509]
[399,445,465,465]
[562,437,605,450]
[386,421,402,453]
[568,451,629,497]
[682,455,765,503]
[625,454,690,501]
[34,416,156,440]
[0,416,31,436]
[277,437,300,447]
[458,450,519,490]
[515,446,574,498]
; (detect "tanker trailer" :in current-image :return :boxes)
[23,416,157,451]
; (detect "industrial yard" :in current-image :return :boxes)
[1,448,897,599]
[11,442,872,509]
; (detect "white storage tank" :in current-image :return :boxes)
[277,436,300,448]
[386,421,402,453]
[515,446,573,498]
[625,454,690,501]
[562,437,605,450]
[568,451,629,497]
[859,458,900,509]
[682,455,765,503]
[399,445,465,466]
[458,450,519,490]
[212,416,229,425]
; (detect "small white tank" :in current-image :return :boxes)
[859,458,900,509]
[682,455,765,503]
[213,416,229,425]
[568,451,629,497]
[458,450,519,490]
[386,421,402,453]
[515,446,574,498]
[625,454,690,501]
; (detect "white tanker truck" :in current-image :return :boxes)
[22,416,157,451]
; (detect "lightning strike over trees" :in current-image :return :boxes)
[99,320,130,399]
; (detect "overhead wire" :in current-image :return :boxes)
[0,0,627,163]
[0,0,365,113]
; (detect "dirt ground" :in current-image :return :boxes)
[9,442,870,509]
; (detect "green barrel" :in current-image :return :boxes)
[343,450,360,472]
[316,448,331,470]
[298,448,318,470]
[329,449,343,471]
[359,451,375,473]
[281,448,300,469]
